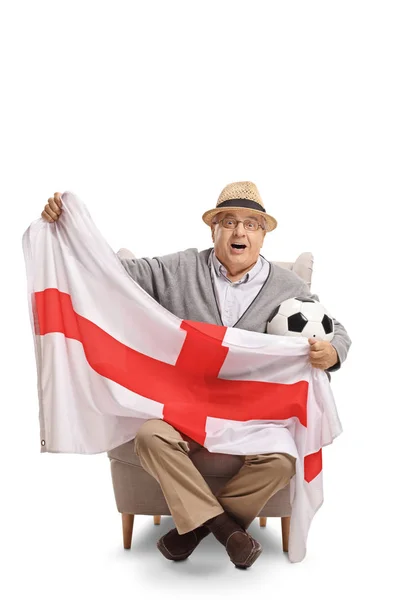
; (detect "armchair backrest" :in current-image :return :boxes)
[271,252,314,291]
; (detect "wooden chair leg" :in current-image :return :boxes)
[122,513,134,549]
[281,516,290,552]
[153,515,161,525]
[259,517,267,527]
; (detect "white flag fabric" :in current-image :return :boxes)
[22,190,343,563]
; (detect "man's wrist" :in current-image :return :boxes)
[326,346,340,372]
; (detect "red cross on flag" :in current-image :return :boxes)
[22,191,342,563]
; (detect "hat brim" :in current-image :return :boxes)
[202,207,277,232]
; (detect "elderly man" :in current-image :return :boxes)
[41,181,351,569]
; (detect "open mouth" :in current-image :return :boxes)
[230,243,247,254]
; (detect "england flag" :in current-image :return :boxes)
[22,191,343,563]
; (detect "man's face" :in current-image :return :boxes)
[211,209,267,275]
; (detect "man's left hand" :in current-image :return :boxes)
[308,338,338,370]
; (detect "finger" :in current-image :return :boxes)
[310,361,327,369]
[310,349,325,356]
[309,355,326,363]
[41,209,54,223]
[49,197,61,215]
[309,344,321,353]
[54,192,63,208]
[44,201,59,220]
[310,341,322,349]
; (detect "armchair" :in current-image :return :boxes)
[107,250,315,553]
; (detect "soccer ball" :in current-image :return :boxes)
[266,297,335,341]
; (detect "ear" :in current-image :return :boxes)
[260,230,267,246]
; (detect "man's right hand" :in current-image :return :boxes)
[41,192,63,223]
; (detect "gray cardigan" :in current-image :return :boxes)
[119,247,352,380]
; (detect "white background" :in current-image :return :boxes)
[1,1,399,598]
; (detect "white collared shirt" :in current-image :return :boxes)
[208,249,270,327]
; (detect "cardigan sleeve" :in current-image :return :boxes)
[118,251,183,302]
[297,286,352,375]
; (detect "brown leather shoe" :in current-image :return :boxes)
[157,525,210,561]
[205,511,263,568]
[225,531,263,569]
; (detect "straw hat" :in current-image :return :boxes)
[202,181,277,232]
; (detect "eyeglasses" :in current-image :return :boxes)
[213,217,265,231]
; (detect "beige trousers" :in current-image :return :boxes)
[133,418,296,535]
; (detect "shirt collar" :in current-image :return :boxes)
[209,249,265,283]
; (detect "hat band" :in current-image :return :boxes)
[217,198,266,213]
